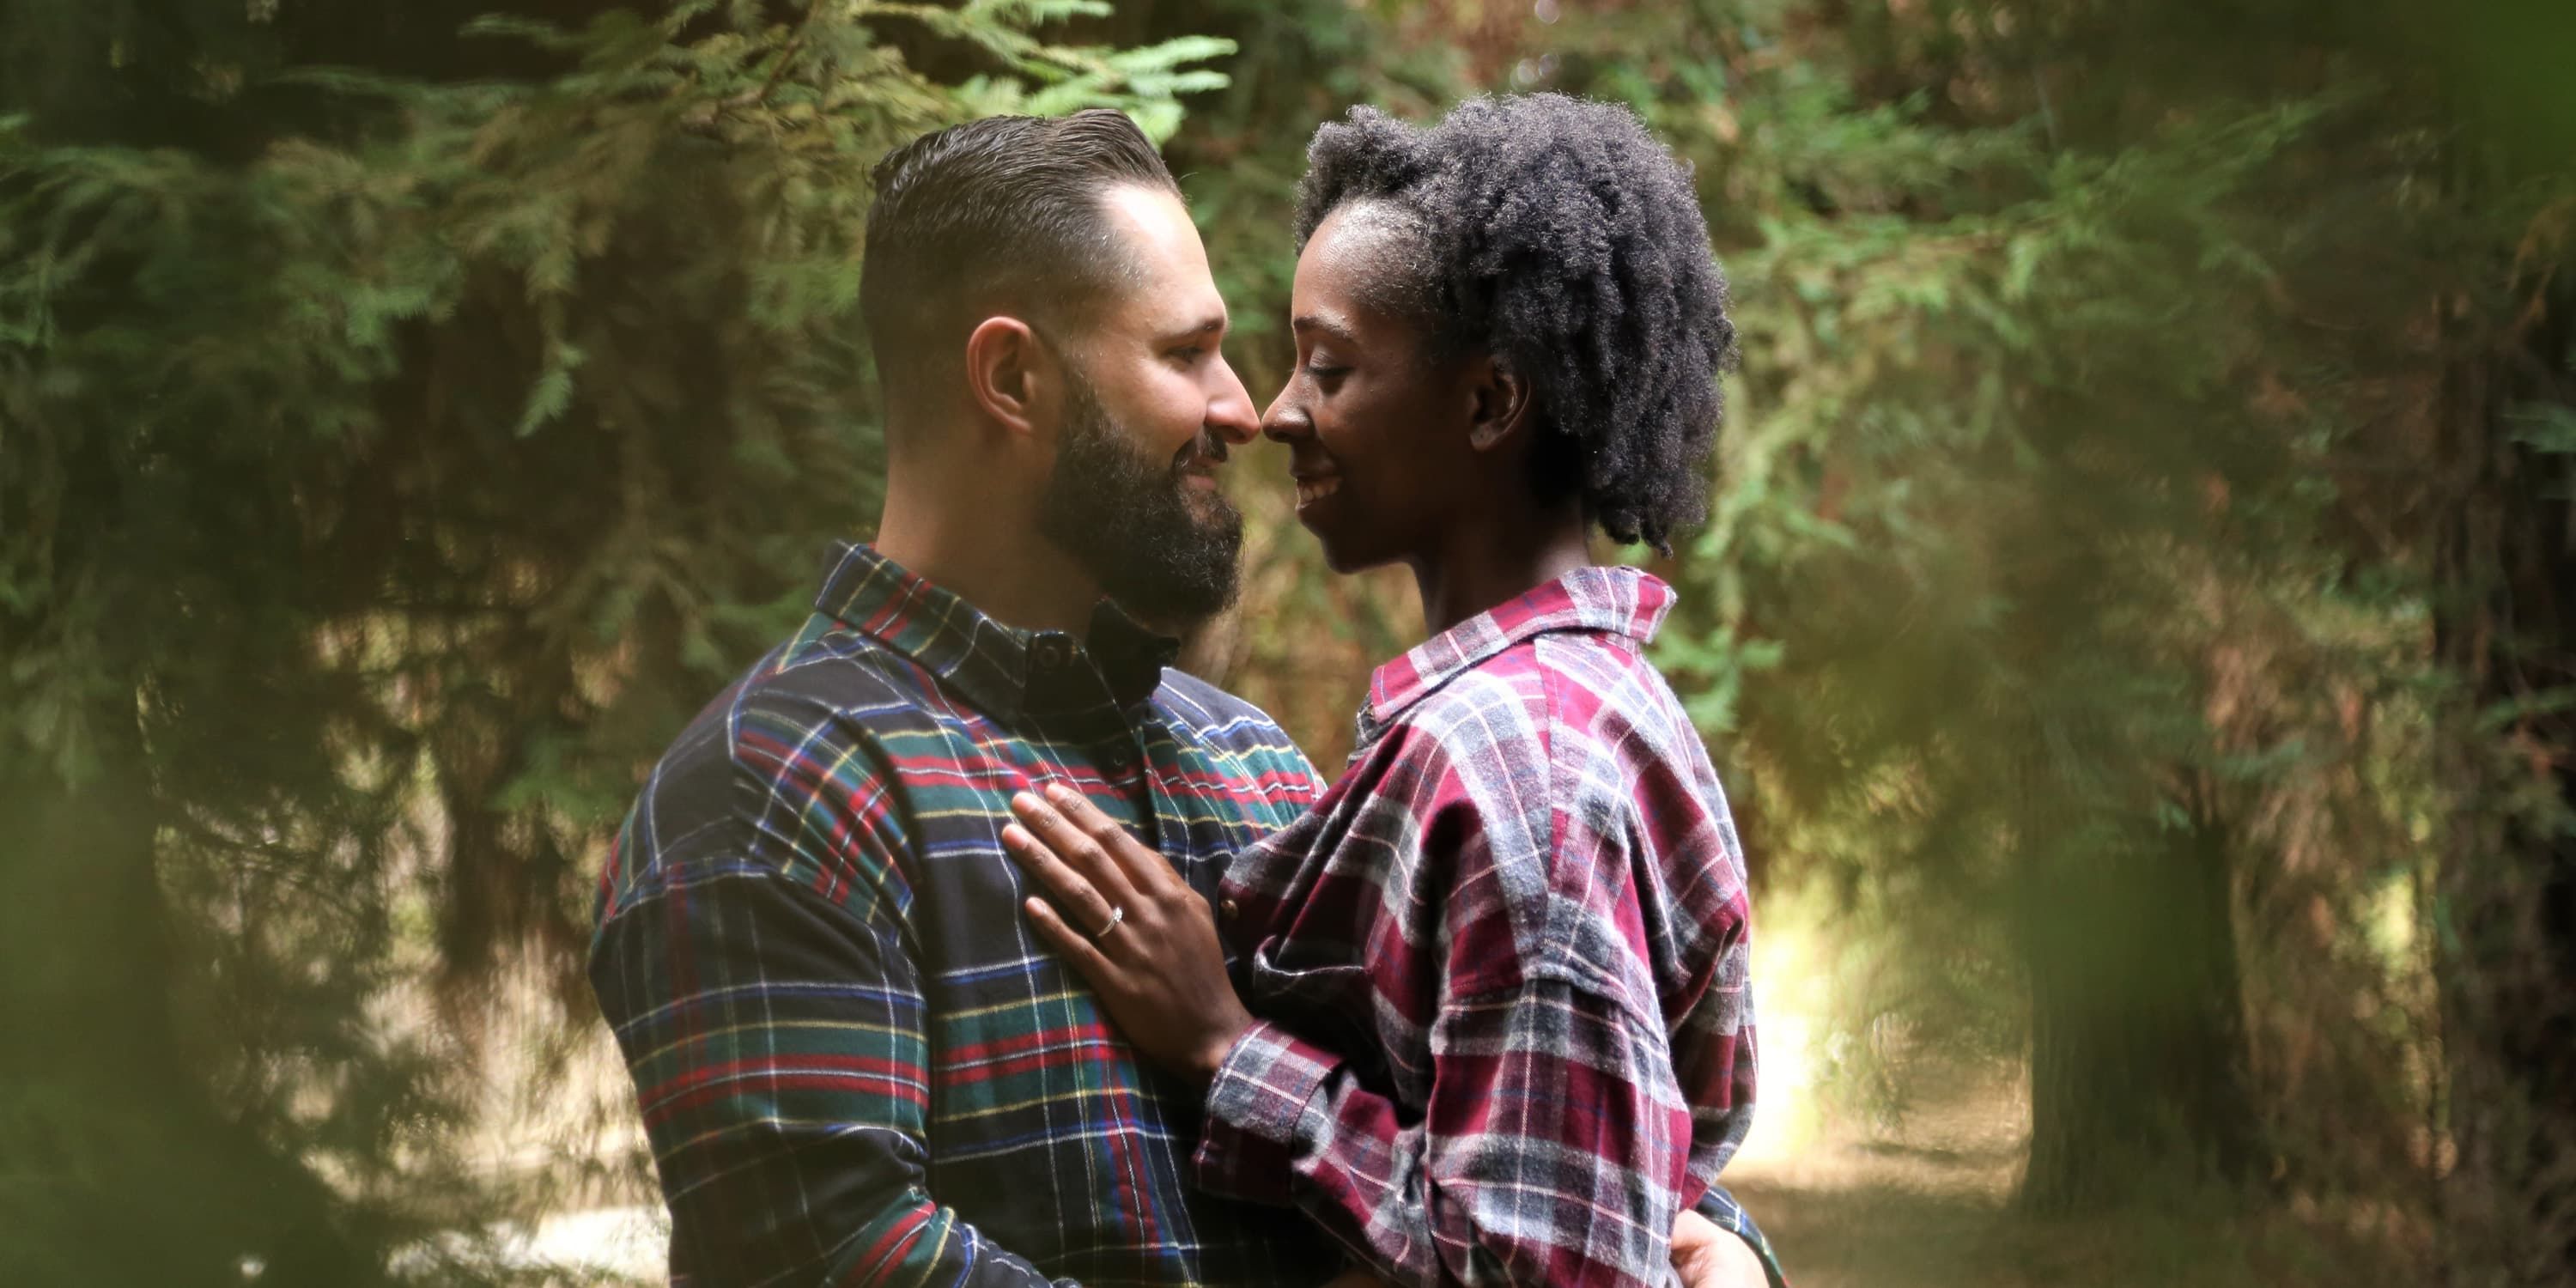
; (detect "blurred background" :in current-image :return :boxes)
[5,0,2573,1284]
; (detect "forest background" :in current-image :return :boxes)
[5,0,2574,1285]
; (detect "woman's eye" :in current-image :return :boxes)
[1305,362,1348,381]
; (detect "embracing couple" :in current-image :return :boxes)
[591,95,1783,1288]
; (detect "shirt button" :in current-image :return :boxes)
[1029,632,1072,670]
[1219,897,1241,921]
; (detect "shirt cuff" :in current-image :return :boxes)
[1191,1018,1335,1206]
[1693,1184,1789,1288]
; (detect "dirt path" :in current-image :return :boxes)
[1723,1055,2424,1288]
[1724,1054,2031,1288]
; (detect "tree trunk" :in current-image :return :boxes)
[2020,808,2262,1214]
[2431,273,2576,1287]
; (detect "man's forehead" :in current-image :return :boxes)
[1095,185,1226,333]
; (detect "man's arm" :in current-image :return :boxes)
[592,864,1064,1287]
[590,690,1063,1288]
[1687,1187,1789,1288]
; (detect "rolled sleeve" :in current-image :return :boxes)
[1194,1019,1338,1206]
[1193,974,1694,1288]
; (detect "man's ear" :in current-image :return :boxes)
[1465,352,1534,453]
[964,315,1060,440]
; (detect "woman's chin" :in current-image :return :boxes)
[1303,525,1390,577]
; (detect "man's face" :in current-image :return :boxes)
[1034,185,1261,625]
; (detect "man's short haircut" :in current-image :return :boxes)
[861,108,1180,430]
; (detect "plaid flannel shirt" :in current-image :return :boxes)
[1194,566,1777,1288]
[590,544,1339,1287]
[592,544,1777,1287]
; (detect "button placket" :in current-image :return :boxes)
[1027,631,1075,672]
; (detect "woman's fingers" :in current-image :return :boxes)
[1040,781,1178,895]
[1001,820,1127,943]
[1023,896,1120,982]
[1008,792,1139,901]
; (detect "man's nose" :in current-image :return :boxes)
[1204,355,1260,447]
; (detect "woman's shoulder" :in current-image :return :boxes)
[1371,647,1558,774]
[1394,630,1663,757]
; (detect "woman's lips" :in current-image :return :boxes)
[1294,475,1342,508]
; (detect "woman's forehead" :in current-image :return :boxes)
[1297,202,1441,337]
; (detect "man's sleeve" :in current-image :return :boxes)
[1693,1185,1789,1288]
[592,866,1062,1288]
[589,705,1065,1288]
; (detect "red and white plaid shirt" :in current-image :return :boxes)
[1194,566,1762,1288]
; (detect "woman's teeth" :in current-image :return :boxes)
[1297,477,1341,507]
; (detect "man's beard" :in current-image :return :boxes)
[1036,369,1244,626]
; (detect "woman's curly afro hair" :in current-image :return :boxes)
[1295,94,1738,553]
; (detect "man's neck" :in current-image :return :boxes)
[872,463,1102,638]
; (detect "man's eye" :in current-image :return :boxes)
[1169,345,1206,363]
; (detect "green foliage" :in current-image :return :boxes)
[8,0,2573,1280]
[0,2,1230,1281]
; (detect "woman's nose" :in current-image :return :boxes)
[1261,382,1309,442]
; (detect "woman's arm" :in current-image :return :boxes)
[1003,784,1726,1288]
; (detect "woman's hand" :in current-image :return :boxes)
[1003,783,1255,1085]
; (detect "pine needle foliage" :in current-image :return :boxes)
[0,3,1231,1282]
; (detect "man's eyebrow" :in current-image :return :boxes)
[1165,316,1226,340]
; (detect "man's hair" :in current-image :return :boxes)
[861,109,1179,428]
[1293,94,1738,553]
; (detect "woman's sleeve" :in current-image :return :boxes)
[1190,721,1697,1288]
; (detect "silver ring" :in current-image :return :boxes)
[1091,905,1126,941]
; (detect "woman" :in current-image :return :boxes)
[1001,94,1774,1288]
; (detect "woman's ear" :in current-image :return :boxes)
[1466,353,1534,453]
[965,315,1059,440]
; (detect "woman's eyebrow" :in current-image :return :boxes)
[1291,313,1358,346]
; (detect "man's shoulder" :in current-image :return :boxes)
[1152,669,1308,760]
[599,622,945,909]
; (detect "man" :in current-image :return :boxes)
[589,107,1775,1286]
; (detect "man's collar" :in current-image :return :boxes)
[811,542,1180,716]
[1360,565,1674,740]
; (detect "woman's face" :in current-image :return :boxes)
[1261,204,1483,574]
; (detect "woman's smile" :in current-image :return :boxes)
[1293,472,1343,509]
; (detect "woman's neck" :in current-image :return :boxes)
[1409,501,1594,638]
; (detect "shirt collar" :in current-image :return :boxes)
[811,542,1181,716]
[1359,565,1675,739]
